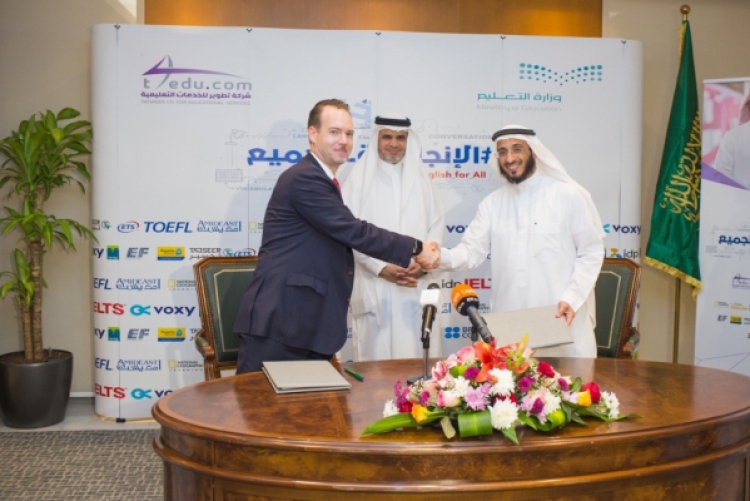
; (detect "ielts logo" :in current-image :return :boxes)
[93,302,125,315]
[95,384,125,399]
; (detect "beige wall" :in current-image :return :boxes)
[603,0,750,364]
[0,0,134,393]
[2,0,748,394]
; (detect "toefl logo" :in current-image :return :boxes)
[144,221,192,233]
[196,220,241,233]
[94,357,113,371]
[116,278,161,291]
[93,278,112,290]
[118,221,140,233]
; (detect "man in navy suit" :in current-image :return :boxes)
[234,99,441,373]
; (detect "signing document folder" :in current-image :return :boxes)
[483,305,573,349]
[262,360,352,394]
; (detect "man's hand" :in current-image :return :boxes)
[555,301,575,326]
[414,241,441,270]
[379,264,419,287]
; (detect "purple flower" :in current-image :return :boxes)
[558,378,569,391]
[463,366,480,381]
[518,375,536,393]
[531,398,544,414]
[394,380,409,408]
[464,384,491,411]
[420,391,430,406]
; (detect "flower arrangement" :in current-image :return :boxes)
[361,335,639,443]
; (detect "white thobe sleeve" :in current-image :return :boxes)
[354,251,388,277]
[439,195,492,271]
[713,132,735,181]
[559,194,604,312]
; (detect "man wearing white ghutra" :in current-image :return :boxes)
[343,113,446,361]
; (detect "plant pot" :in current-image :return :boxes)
[0,350,73,428]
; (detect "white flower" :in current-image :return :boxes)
[542,392,561,415]
[452,376,471,397]
[488,368,515,397]
[600,391,620,419]
[489,399,519,430]
[562,391,579,404]
[383,399,399,417]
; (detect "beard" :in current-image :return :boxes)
[378,149,405,165]
[499,155,536,184]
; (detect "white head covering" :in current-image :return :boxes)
[343,112,445,239]
[492,124,605,238]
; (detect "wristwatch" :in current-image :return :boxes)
[412,239,423,256]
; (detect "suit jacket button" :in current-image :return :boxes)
[348,269,353,275]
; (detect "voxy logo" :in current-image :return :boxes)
[196,220,241,233]
[93,302,125,315]
[118,221,140,233]
[603,224,641,235]
[144,221,192,233]
[116,278,160,291]
[157,246,185,261]
[158,327,187,342]
[142,55,252,92]
[447,224,470,234]
[95,384,125,399]
[131,305,195,316]
[130,388,172,400]
[94,328,105,339]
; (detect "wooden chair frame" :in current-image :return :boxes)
[596,257,641,359]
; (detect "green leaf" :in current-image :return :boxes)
[44,110,57,130]
[457,410,493,438]
[500,426,519,445]
[57,108,80,120]
[516,413,539,430]
[50,128,64,145]
[570,377,583,393]
[1,280,15,298]
[360,410,446,436]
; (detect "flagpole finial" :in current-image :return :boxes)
[681,5,690,21]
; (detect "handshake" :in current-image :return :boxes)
[414,241,441,270]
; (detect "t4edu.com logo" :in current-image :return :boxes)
[141,56,252,104]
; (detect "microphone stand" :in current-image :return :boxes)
[407,327,431,385]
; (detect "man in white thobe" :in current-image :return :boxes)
[421,125,604,357]
[714,88,750,189]
[342,113,445,361]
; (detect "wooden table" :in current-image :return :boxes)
[152,358,750,500]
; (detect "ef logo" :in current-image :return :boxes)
[131,388,152,400]
[130,304,151,316]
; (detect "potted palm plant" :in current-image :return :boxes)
[0,108,94,428]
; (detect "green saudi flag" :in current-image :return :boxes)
[645,20,701,293]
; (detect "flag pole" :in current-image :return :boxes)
[672,5,689,365]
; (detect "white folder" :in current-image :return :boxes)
[482,305,573,349]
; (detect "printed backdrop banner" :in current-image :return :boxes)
[695,78,750,374]
[91,25,643,419]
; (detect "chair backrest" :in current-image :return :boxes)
[594,258,641,358]
[194,256,258,372]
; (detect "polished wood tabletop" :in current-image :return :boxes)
[153,358,750,500]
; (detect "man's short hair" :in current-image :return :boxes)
[308,99,350,129]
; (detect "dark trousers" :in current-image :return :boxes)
[236,334,332,374]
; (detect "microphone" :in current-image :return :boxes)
[451,284,494,343]
[420,283,442,338]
